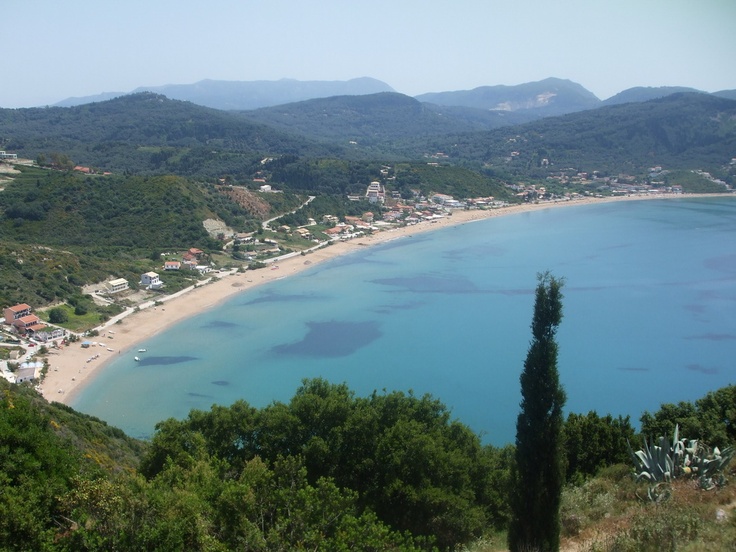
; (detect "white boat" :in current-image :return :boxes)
[134,356,140,362]
[138,348,147,352]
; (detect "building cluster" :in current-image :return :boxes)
[231,234,281,261]
[320,213,376,239]
[317,184,512,241]
[3,303,64,343]
[1,303,66,385]
[532,162,731,197]
[101,249,212,296]
[179,248,211,273]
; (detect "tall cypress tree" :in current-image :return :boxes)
[508,272,566,552]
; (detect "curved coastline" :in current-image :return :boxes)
[37,193,734,405]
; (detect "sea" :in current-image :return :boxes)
[72,197,736,446]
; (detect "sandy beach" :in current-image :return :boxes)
[36,193,731,405]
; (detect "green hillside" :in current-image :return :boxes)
[3,91,735,184]
[0,167,307,307]
[439,93,736,178]
[238,92,518,148]
[0,93,342,175]
[2,377,734,551]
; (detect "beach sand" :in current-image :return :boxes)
[36,193,728,405]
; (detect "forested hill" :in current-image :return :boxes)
[434,92,736,176]
[601,86,703,106]
[237,92,530,148]
[2,91,736,180]
[0,93,343,174]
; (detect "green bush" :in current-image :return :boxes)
[627,506,702,552]
[48,307,68,324]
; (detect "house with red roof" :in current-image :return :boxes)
[3,303,32,325]
[12,314,44,335]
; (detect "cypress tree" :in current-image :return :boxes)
[508,272,567,552]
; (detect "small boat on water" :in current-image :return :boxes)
[138,348,147,352]
[134,356,140,362]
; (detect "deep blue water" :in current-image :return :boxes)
[72,197,736,445]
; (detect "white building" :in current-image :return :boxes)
[107,278,129,294]
[16,361,42,383]
[365,181,385,204]
[431,193,454,205]
[140,272,163,290]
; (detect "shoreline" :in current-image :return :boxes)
[37,193,733,405]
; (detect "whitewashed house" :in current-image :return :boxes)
[107,278,129,294]
[140,272,163,290]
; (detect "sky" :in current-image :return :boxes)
[2,0,735,108]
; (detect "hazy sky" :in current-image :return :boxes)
[3,0,735,108]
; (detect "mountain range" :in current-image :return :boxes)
[3,88,735,182]
[52,77,736,119]
[53,77,396,110]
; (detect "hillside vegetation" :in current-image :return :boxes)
[0,93,341,175]
[2,91,736,185]
[238,93,516,148]
[1,377,734,551]
[0,167,307,307]
[437,93,736,179]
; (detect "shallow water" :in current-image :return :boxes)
[73,197,736,445]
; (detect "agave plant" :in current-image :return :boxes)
[690,445,735,490]
[628,425,735,499]
[627,425,679,483]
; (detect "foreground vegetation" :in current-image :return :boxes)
[1,377,734,551]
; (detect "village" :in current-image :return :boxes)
[0,159,718,389]
[0,173,511,388]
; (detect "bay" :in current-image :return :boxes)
[72,197,736,445]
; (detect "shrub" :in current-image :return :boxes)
[48,307,68,324]
[627,506,702,551]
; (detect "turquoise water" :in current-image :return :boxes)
[73,197,736,445]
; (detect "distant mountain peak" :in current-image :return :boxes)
[55,77,395,110]
[602,86,703,106]
[415,78,600,117]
